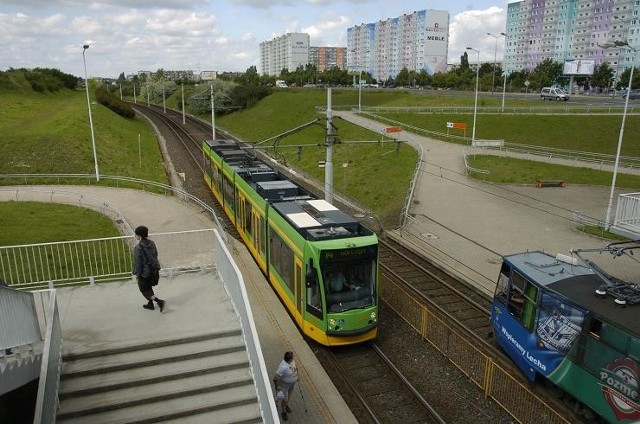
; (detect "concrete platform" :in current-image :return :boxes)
[2,185,354,423]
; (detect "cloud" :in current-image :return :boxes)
[449,7,506,63]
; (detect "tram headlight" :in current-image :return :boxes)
[370,312,377,320]
[329,318,336,326]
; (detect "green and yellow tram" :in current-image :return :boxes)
[203,139,379,346]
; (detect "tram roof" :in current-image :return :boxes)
[272,199,368,241]
[506,251,640,336]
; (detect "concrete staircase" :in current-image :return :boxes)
[56,330,262,423]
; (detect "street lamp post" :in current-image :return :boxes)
[358,69,363,111]
[466,47,480,144]
[488,32,508,99]
[487,33,499,95]
[351,48,369,111]
[82,44,100,182]
[602,40,637,230]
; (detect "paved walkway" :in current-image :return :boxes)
[335,111,639,295]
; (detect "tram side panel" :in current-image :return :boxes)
[491,252,640,423]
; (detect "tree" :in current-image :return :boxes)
[395,67,410,87]
[459,52,470,71]
[529,58,564,89]
[592,62,614,89]
[617,66,640,91]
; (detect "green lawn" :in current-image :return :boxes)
[465,155,640,188]
[378,111,640,156]
[0,202,120,246]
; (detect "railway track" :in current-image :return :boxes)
[378,235,584,423]
[133,103,579,422]
[132,103,240,239]
[317,342,444,424]
[379,236,493,341]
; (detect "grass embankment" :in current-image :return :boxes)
[217,89,418,225]
[3,84,640,235]
[0,77,168,247]
[0,85,167,182]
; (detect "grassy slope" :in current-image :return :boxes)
[217,89,418,224]
[0,74,168,245]
[0,81,166,181]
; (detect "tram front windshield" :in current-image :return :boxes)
[322,254,377,313]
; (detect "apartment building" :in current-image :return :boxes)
[504,0,639,76]
[259,33,310,76]
[347,9,450,82]
[309,47,347,71]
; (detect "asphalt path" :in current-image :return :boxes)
[335,110,639,296]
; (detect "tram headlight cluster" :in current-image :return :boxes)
[370,312,377,320]
[329,318,337,326]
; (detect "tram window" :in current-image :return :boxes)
[305,265,323,319]
[269,228,294,292]
[495,263,510,305]
[223,175,234,210]
[245,202,252,237]
[258,216,265,255]
[507,271,527,319]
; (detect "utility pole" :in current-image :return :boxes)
[324,88,334,203]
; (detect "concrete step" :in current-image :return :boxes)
[57,330,259,423]
[61,331,244,378]
[56,386,260,424]
[57,369,255,419]
[59,351,249,398]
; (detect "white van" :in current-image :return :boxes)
[540,87,569,101]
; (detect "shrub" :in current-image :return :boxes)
[95,86,135,119]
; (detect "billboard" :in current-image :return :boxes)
[563,59,595,75]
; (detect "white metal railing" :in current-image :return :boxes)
[33,290,61,424]
[0,230,217,289]
[346,104,640,115]
[615,192,640,235]
[399,137,425,228]
[213,231,278,423]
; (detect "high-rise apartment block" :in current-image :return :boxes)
[504,0,639,76]
[347,9,450,83]
[260,33,310,76]
[309,47,347,71]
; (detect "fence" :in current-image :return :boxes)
[33,290,62,424]
[213,231,279,423]
[614,192,640,235]
[0,230,218,290]
[381,275,570,423]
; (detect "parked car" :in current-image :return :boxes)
[623,89,640,99]
[540,87,570,101]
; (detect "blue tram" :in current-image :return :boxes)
[202,139,379,346]
[491,242,640,423]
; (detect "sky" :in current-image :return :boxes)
[0,0,512,78]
